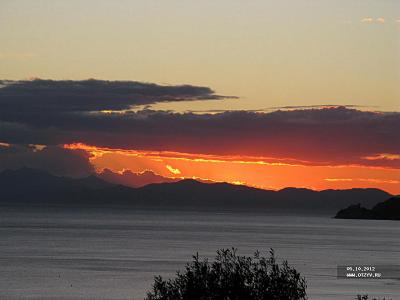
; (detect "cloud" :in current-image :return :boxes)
[98,168,177,187]
[0,79,398,170]
[0,79,234,114]
[0,142,10,147]
[166,164,181,175]
[376,17,385,23]
[324,178,400,184]
[361,17,386,24]
[363,153,400,161]
[361,17,374,23]
[1,106,400,168]
[0,144,94,177]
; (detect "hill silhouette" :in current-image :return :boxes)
[0,168,392,213]
[98,168,178,187]
[335,196,400,220]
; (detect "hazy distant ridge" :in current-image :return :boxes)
[0,168,392,213]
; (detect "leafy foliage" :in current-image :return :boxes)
[145,248,307,300]
[357,295,391,300]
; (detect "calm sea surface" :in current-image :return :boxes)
[0,207,399,300]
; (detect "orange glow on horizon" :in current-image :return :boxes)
[64,143,309,166]
[64,143,400,194]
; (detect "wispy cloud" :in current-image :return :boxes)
[0,142,10,148]
[361,17,385,24]
[166,164,181,175]
[376,17,385,23]
[361,17,374,23]
[325,178,400,184]
[363,153,400,161]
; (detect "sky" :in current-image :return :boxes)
[0,1,399,194]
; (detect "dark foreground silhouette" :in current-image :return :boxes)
[145,248,307,300]
[144,248,391,300]
[334,196,400,220]
[357,295,392,300]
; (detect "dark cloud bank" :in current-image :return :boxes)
[0,79,399,176]
[0,144,93,177]
[0,79,232,112]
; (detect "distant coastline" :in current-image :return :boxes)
[0,167,393,214]
[334,196,400,220]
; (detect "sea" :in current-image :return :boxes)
[0,207,399,300]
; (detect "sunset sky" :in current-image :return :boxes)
[0,1,399,194]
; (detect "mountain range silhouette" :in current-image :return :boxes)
[0,167,392,213]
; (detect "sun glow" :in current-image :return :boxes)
[63,143,400,194]
[166,164,181,175]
